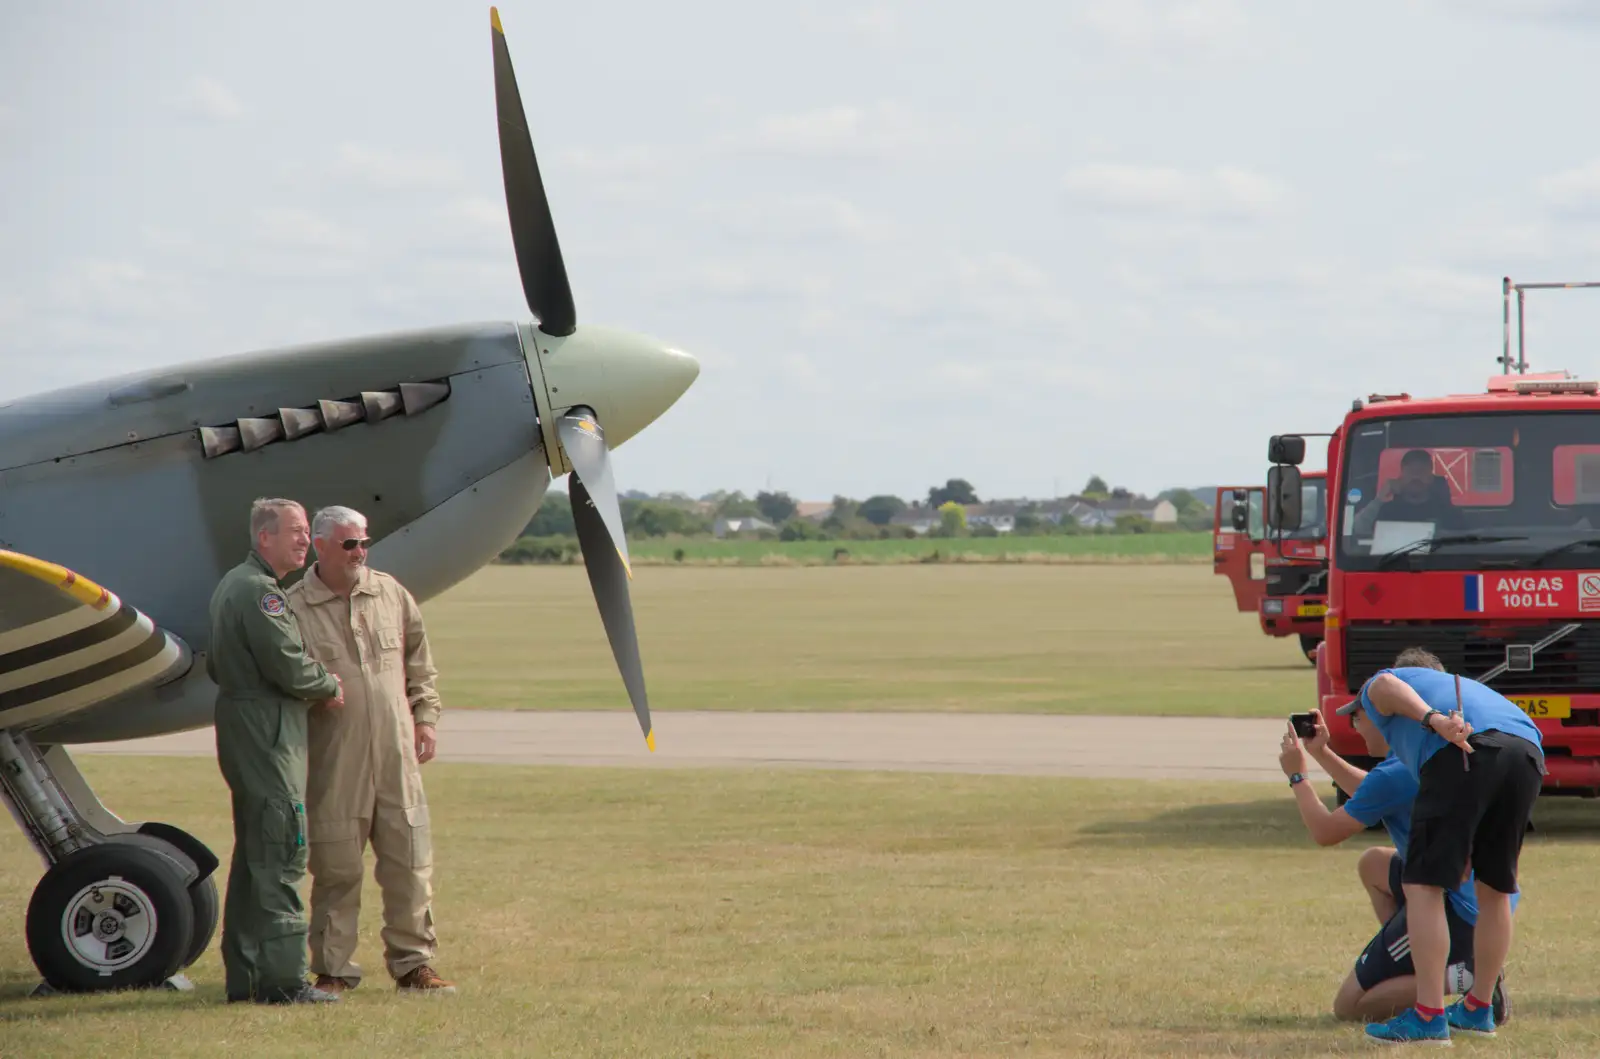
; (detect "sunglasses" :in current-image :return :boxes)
[340,537,372,551]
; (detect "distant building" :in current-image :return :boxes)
[713,516,777,538]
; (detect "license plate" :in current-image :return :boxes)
[1510,696,1571,720]
[1297,603,1328,617]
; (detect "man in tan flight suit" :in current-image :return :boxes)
[285,504,456,995]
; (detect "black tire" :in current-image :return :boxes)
[183,873,220,969]
[1333,783,1350,807]
[26,843,196,993]
[1299,634,1321,664]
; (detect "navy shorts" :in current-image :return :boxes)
[1355,854,1475,990]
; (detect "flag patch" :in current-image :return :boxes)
[1462,574,1485,613]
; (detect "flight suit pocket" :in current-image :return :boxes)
[404,803,433,870]
[252,798,307,868]
[377,627,402,670]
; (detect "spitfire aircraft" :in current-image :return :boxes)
[0,9,697,995]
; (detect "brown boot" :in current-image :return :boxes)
[314,975,353,995]
[394,965,457,995]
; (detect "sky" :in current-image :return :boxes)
[8,1,1600,504]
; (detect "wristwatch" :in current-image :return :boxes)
[1420,708,1444,730]
[1288,772,1306,788]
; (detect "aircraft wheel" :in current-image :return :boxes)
[26,843,196,993]
[183,872,220,969]
[99,825,220,969]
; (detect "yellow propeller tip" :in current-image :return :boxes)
[645,730,656,753]
[490,6,503,33]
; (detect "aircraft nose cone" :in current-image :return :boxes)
[546,325,699,449]
[608,341,698,448]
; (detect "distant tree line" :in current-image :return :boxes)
[508,475,1214,556]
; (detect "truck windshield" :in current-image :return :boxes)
[1281,477,1327,541]
[1337,410,1600,570]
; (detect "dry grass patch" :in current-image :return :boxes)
[425,564,1310,717]
[2,757,1600,1056]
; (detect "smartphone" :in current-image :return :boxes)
[1290,712,1319,740]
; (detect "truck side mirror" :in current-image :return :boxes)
[1268,435,1306,466]
[1267,466,1303,532]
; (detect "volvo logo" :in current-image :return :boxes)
[1479,624,1580,684]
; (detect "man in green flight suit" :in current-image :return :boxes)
[208,497,346,1004]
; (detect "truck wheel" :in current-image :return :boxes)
[1299,634,1321,664]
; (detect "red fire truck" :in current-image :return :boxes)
[1268,278,1600,795]
[1213,484,1267,612]
[1214,472,1329,661]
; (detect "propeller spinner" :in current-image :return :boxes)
[489,8,697,751]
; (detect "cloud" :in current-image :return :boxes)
[245,208,367,278]
[780,353,829,393]
[855,251,1080,351]
[734,101,944,160]
[672,263,834,302]
[708,193,894,244]
[1072,0,1253,61]
[253,208,364,254]
[552,144,669,202]
[1535,159,1600,213]
[1447,0,1600,22]
[0,102,13,128]
[330,143,464,191]
[45,259,199,321]
[176,76,242,120]
[1435,215,1557,267]
[839,6,898,42]
[1063,163,1289,220]
[1386,266,1494,312]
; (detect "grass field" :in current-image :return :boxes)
[424,563,1313,717]
[4,757,1600,1057]
[609,531,1212,565]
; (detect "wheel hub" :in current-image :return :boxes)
[93,912,122,941]
[62,877,157,971]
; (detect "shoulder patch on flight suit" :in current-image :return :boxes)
[260,591,287,616]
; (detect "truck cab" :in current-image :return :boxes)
[1214,473,1329,661]
[1258,470,1329,662]
[1269,372,1600,794]
[1213,485,1267,612]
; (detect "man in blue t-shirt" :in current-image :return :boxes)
[1278,715,1514,1026]
[1334,646,1545,1043]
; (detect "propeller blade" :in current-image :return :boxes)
[570,476,653,750]
[556,408,629,575]
[490,7,577,337]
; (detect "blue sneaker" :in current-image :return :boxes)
[1364,1007,1452,1045]
[1446,995,1496,1036]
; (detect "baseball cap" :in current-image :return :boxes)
[1334,698,1363,717]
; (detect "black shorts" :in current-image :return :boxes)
[1354,898,1475,991]
[1402,729,1544,895]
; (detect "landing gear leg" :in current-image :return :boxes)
[0,729,218,994]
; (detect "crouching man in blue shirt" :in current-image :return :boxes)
[1278,710,1513,1026]
[1335,646,1544,1044]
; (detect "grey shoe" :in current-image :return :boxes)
[258,983,341,1005]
